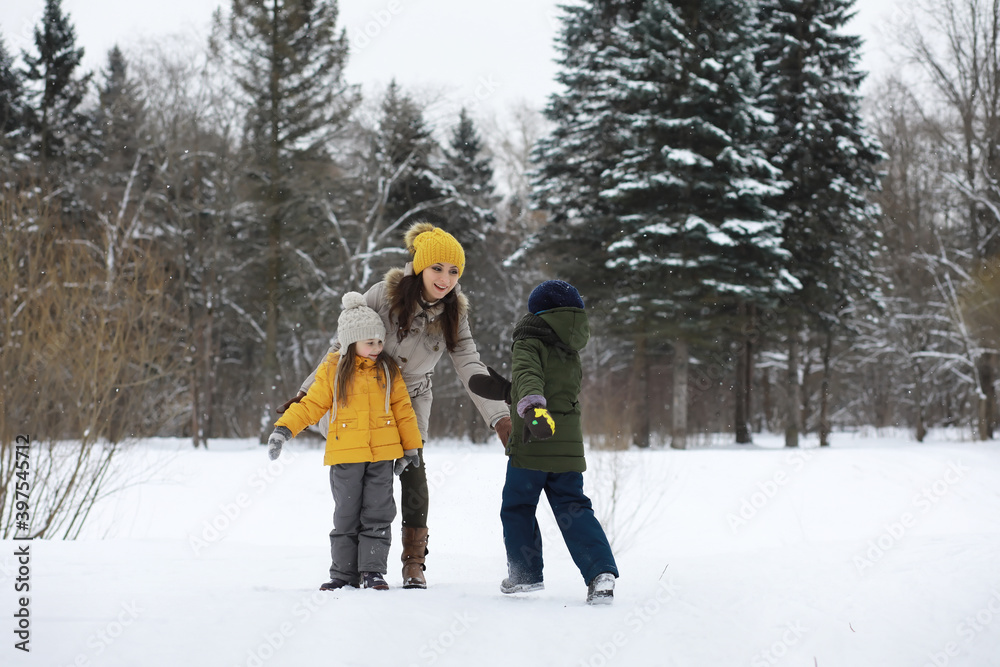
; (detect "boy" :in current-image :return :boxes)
[470,280,618,604]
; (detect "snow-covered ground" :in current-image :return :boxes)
[3,430,1000,667]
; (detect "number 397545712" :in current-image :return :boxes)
[14,435,30,523]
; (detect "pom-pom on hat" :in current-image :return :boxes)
[405,222,465,277]
[528,280,585,314]
[337,292,386,348]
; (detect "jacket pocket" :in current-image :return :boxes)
[423,332,444,354]
[333,417,357,439]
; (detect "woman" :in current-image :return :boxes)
[277,222,511,589]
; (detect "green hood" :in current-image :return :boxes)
[537,307,590,351]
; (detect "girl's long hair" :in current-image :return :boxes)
[333,344,402,406]
[388,272,461,352]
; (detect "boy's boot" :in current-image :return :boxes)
[401,526,429,589]
[586,572,616,605]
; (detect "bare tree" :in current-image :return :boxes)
[0,186,178,538]
[898,0,1000,438]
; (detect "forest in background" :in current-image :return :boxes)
[4,0,1000,464]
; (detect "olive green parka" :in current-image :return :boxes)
[506,307,589,473]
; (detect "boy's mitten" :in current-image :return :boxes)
[468,366,512,404]
[523,407,556,442]
[267,426,292,460]
[394,449,421,476]
[517,395,555,442]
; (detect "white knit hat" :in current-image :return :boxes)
[337,292,385,348]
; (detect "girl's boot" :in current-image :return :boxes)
[401,526,429,589]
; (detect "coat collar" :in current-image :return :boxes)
[354,355,378,369]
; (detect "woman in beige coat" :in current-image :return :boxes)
[278,222,511,588]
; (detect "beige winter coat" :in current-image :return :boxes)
[300,264,509,439]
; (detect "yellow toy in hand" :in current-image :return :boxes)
[525,406,555,441]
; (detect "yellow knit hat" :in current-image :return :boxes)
[405,222,465,277]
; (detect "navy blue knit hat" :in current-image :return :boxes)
[528,280,584,314]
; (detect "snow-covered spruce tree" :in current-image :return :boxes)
[376,80,453,235]
[93,46,147,186]
[533,0,791,448]
[89,45,153,254]
[531,0,637,290]
[443,108,496,209]
[531,1,663,447]
[438,108,520,441]
[602,0,794,448]
[20,0,93,212]
[440,107,502,309]
[215,0,356,433]
[0,34,26,172]
[757,0,884,446]
[327,81,449,294]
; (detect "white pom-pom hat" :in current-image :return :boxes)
[337,292,385,348]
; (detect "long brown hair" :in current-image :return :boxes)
[388,272,461,352]
[333,345,402,406]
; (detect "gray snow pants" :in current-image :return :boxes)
[328,460,396,583]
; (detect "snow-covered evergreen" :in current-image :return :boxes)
[532,1,793,332]
[600,0,793,331]
[757,0,884,325]
[0,34,24,154]
[20,0,93,210]
[217,0,357,425]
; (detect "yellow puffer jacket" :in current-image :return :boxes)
[276,352,422,465]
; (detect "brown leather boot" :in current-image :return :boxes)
[401,526,429,589]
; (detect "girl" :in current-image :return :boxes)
[277,222,511,588]
[267,292,422,591]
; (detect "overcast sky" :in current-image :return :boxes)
[1,0,903,121]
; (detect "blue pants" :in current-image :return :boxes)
[500,460,619,585]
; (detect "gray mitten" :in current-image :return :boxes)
[268,426,292,460]
[394,449,420,476]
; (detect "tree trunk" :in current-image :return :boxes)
[785,324,801,448]
[735,302,752,444]
[260,0,284,443]
[671,338,688,450]
[260,214,281,442]
[800,337,812,434]
[914,361,927,442]
[760,366,771,432]
[819,328,832,447]
[632,332,650,448]
[190,363,201,449]
[976,353,996,440]
[201,302,216,446]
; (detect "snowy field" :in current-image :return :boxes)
[3,430,1000,667]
